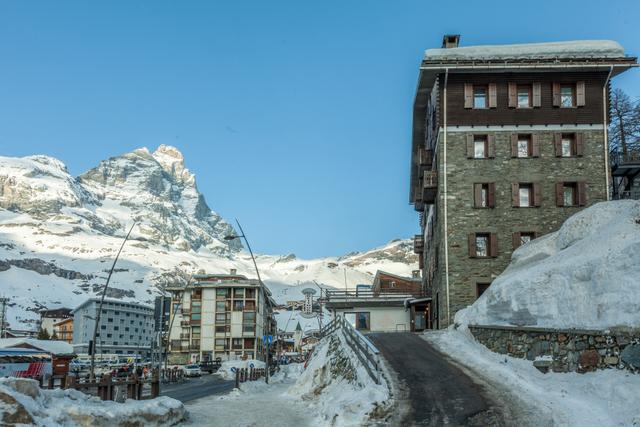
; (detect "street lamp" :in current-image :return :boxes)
[224,219,270,384]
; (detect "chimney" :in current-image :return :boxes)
[442,34,460,49]
[230,268,237,275]
[412,270,421,279]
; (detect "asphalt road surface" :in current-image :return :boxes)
[369,333,506,426]
[161,374,235,402]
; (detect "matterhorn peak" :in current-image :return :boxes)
[151,145,192,185]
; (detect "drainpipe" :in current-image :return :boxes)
[603,66,614,201]
[442,69,451,326]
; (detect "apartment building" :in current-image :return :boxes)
[72,298,154,357]
[167,272,276,365]
[410,35,637,329]
[39,308,72,336]
[53,317,73,344]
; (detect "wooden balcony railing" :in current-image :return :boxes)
[413,234,425,254]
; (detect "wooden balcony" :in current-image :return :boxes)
[422,171,438,204]
[413,234,425,254]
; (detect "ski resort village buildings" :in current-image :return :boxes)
[71,299,155,358]
[409,36,638,329]
[166,272,277,364]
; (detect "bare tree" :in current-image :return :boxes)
[609,88,640,157]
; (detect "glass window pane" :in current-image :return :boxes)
[476,236,488,257]
[474,88,486,108]
[474,141,486,158]
[520,235,532,245]
[562,139,573,157]
[517,88,530,108]
[561,86,573,107]
[564,186,574,206]
[480,187,488,208]
[519,187,531,207]
[344,313,356,329]
[517,140,529,157]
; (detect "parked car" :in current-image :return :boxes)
[199,360,221,374]
[183,364,201,377]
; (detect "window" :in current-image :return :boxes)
[191,326,201,339]
[244,300,256,311]
[244,338,255,349]
[215,325,230,333]
[107,318,113,323]
[563,183,577,206]
[215,338,228,350]
[232,338,243,349]
[113,326,119,331]
[345,312,370,331]
[473,86,487,108]
[216,289,230,300]
[101,325,106,330]
[216,301,228,312]
[474,183,495,208]
[233,300,244,311]
[561,134,575,157]
[560,85,575,107]
[474,135,488,159]
[234,288,245,298]
[476,282,491,298]
[243,312,255,323]
[243,324,255,333]
[518,135,531,158]
[513,232,537,249]
[215,313,228,323]
[469,232,497,258]
[519,184,533,207]
[517,85,531,108]
[475,234,489,257]
[246,289,256,299]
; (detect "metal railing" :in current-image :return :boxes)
[323,289,428,302]
[611,149,640,166]
[613,190,640,200]
[320,315,382,384]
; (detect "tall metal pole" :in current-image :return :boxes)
[234,219,269,384]
[89,222,136,381]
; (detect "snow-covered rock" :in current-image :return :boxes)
[458,200,640,329]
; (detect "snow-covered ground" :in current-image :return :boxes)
[459,200,640,329]
[425,329,640,426]
[0,377,185,426]
[186,331,391,427]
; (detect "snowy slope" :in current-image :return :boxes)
[458,200,640,329]
[0,148,417,329]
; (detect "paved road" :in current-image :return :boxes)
[369,333,505,426]
[161,374,235,402]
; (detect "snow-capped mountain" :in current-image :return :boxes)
[0,146,417,329]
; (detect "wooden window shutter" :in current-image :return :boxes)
[533,183,542,207]
[511,183,520,207]
[508,82,517,108]
[468,233,476,257]
[489,233,498,257]
[554,133,562,157]
[510,134,518,157]
[487,134,495,158]
[576,81,586,106]
[488,83,497,108]
[512,232,521,250]
[552,82,561,106]
[531,134,540,157]
[464,83,473,109]
[532,82,542,107]
[575,133,584,156]
[578,182,587,206]
[473,184,482,208]
[488,183,496,208]
[555,182,564,207]
[466,134,474,158]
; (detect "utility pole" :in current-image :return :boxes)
[0,296,8,338]
[89,222,136,381]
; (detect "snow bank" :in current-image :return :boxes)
[458,200,640,329]
[0,377,185,426]
[216,359,266,380]
[425,329,640,426]
[425,40,625,60]
[288,333,391,426]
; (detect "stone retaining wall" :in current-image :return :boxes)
[468,324,640,373]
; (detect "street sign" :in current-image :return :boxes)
[268,335,273,344]
[230,367,237,373]
[249,363,254,368]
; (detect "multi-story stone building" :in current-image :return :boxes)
[71,298,155,357]
[167,271,276,364]
[409,36,637,329]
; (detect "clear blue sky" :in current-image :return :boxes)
[1,0,638,258]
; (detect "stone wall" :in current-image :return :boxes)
[469,324,640,373]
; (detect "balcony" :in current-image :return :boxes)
[422,171,438,204]
[413,235,425,254]
[180,320,190,327]
[180,333,190,340]
[418,148,433,173]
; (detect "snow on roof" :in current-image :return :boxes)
[0,338,75,355]
[425,40,626,61]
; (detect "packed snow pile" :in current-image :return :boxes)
[425,330,640,426]
[216,359,266,380]
[288,333,391,426]
[0,377,185,426]
[458,200,640,329]
[425,40,626,61]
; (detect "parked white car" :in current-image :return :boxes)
[183,364,201,377]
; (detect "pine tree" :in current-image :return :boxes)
[37,327,50,340]
[51,330,59,340]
